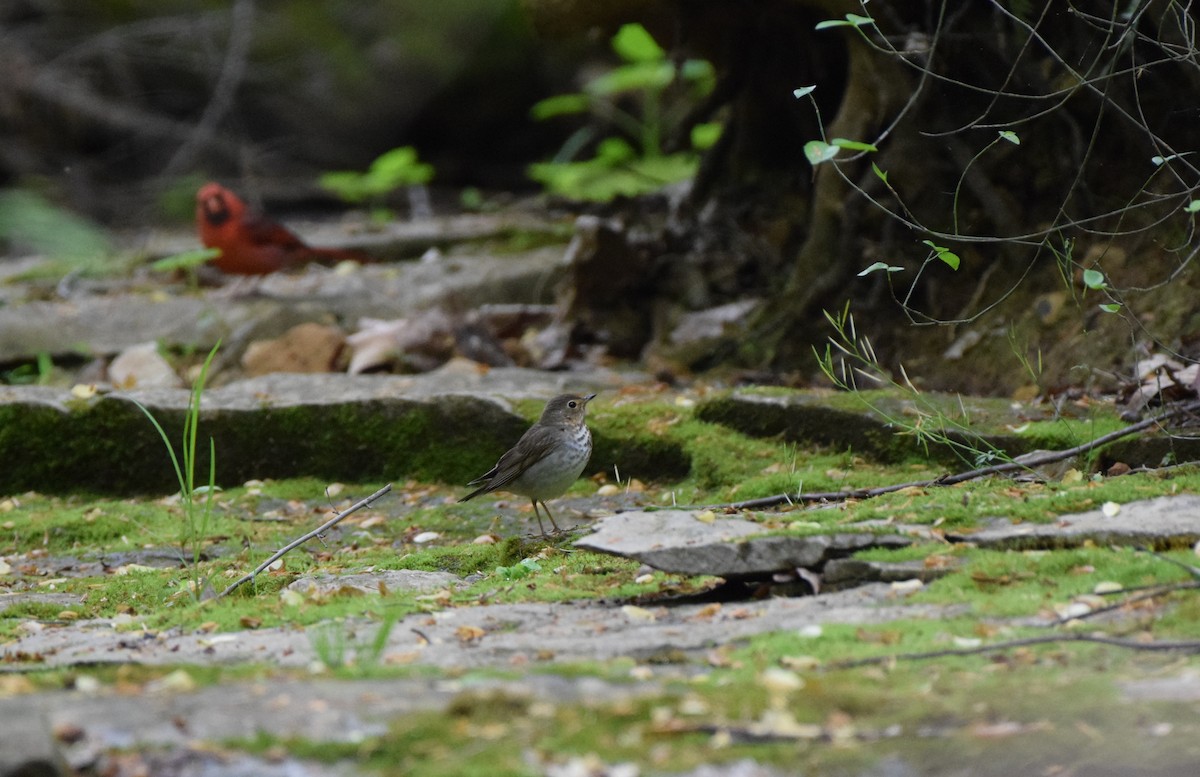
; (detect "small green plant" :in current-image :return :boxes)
[131,341,221,600]
[1008,326,1044,392]
[149,247,221,288]
[814,305,1008,468]
[528,23,718,201]
[1,351,54,385]
[320,146,435,222]
[310,620,348,669]
[0,188,114,275]
[495,557,543,580]
[310,616,397,672]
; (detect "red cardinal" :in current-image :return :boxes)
[195,182,368,275]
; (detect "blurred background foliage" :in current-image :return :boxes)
[0,0,596,224]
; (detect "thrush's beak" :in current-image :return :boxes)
[583,393,597,403]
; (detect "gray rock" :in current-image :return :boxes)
[575,510,911,578]
[696,390,1060,467]
[0,675,655,777]
[822,557,960,590]
[108,342,183,389]
[0,246,566,364]
[1120,673,1200,702]
[0,368,647,493]
[696,389,1200,472]
[287,569,459,597]
[3,586,950,671]
[951,494,1200,550]
[663,299,763,366]
[0,711,66,777]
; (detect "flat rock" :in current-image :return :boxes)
[287,569,459,597]
[108,341,183,389]
[1,584,950,671]
[0,246,565,364]
[696,389,1200,471]
[574,510,911,577]
[823,557,960,589]
[0,674,653,777]
[0,707,63,777]
[949,494,1200,550]
[695,389,1042,466]
[1120,671,1200,702]
[0,368,655,493]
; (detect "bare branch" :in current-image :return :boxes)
[216,483,393,599]
[829,631,1200,670]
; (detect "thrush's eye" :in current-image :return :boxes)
[568,401,578,408]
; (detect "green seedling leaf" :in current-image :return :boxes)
[922,239,961,270]
[528,145,696,202]
[151,248,220,272]
[531,93,590,120]
[0,189,113,266]
[1099,303,1122,313]
[1184,199,1200,213]
[680,58,716,89]
[587,61,675,95]
[1082,268,1107,289]
[872,162,889,184]
[595,137,637,163]
[793,85,817,98]
[691,122,723,150]
[858,262,904,276]
[612,23,665,63]
[815,13,875,30]
[369,146,435,186]
[495,557,544,580]
[998,131,1020,145]
[320,146,433,202]
[937,250,961,270]
[318,171,365,201]
[804,140,840,166]
[832,138,878,153]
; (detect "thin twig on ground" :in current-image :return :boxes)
[711,399,1200,511]
[1047,582,1200,626]
[1136,545,1200,580]
[828,632,1200,669]
[215,483,393,599]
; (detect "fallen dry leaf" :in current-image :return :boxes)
[688,603,722,621]
[455,625,486,643]
[622,605,658,622]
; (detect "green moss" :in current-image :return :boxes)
[697,387,1132,468]
[839,465,1200,530]
[911,545,1200,623]
[0,394,532,494]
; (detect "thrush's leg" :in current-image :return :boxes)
[529,499,548,536]
[538,500,562,533]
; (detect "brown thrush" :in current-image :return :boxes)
[459,393,596,535]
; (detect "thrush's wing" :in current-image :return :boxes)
[458,425,554,501]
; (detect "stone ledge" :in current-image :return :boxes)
[0,369,673,494]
